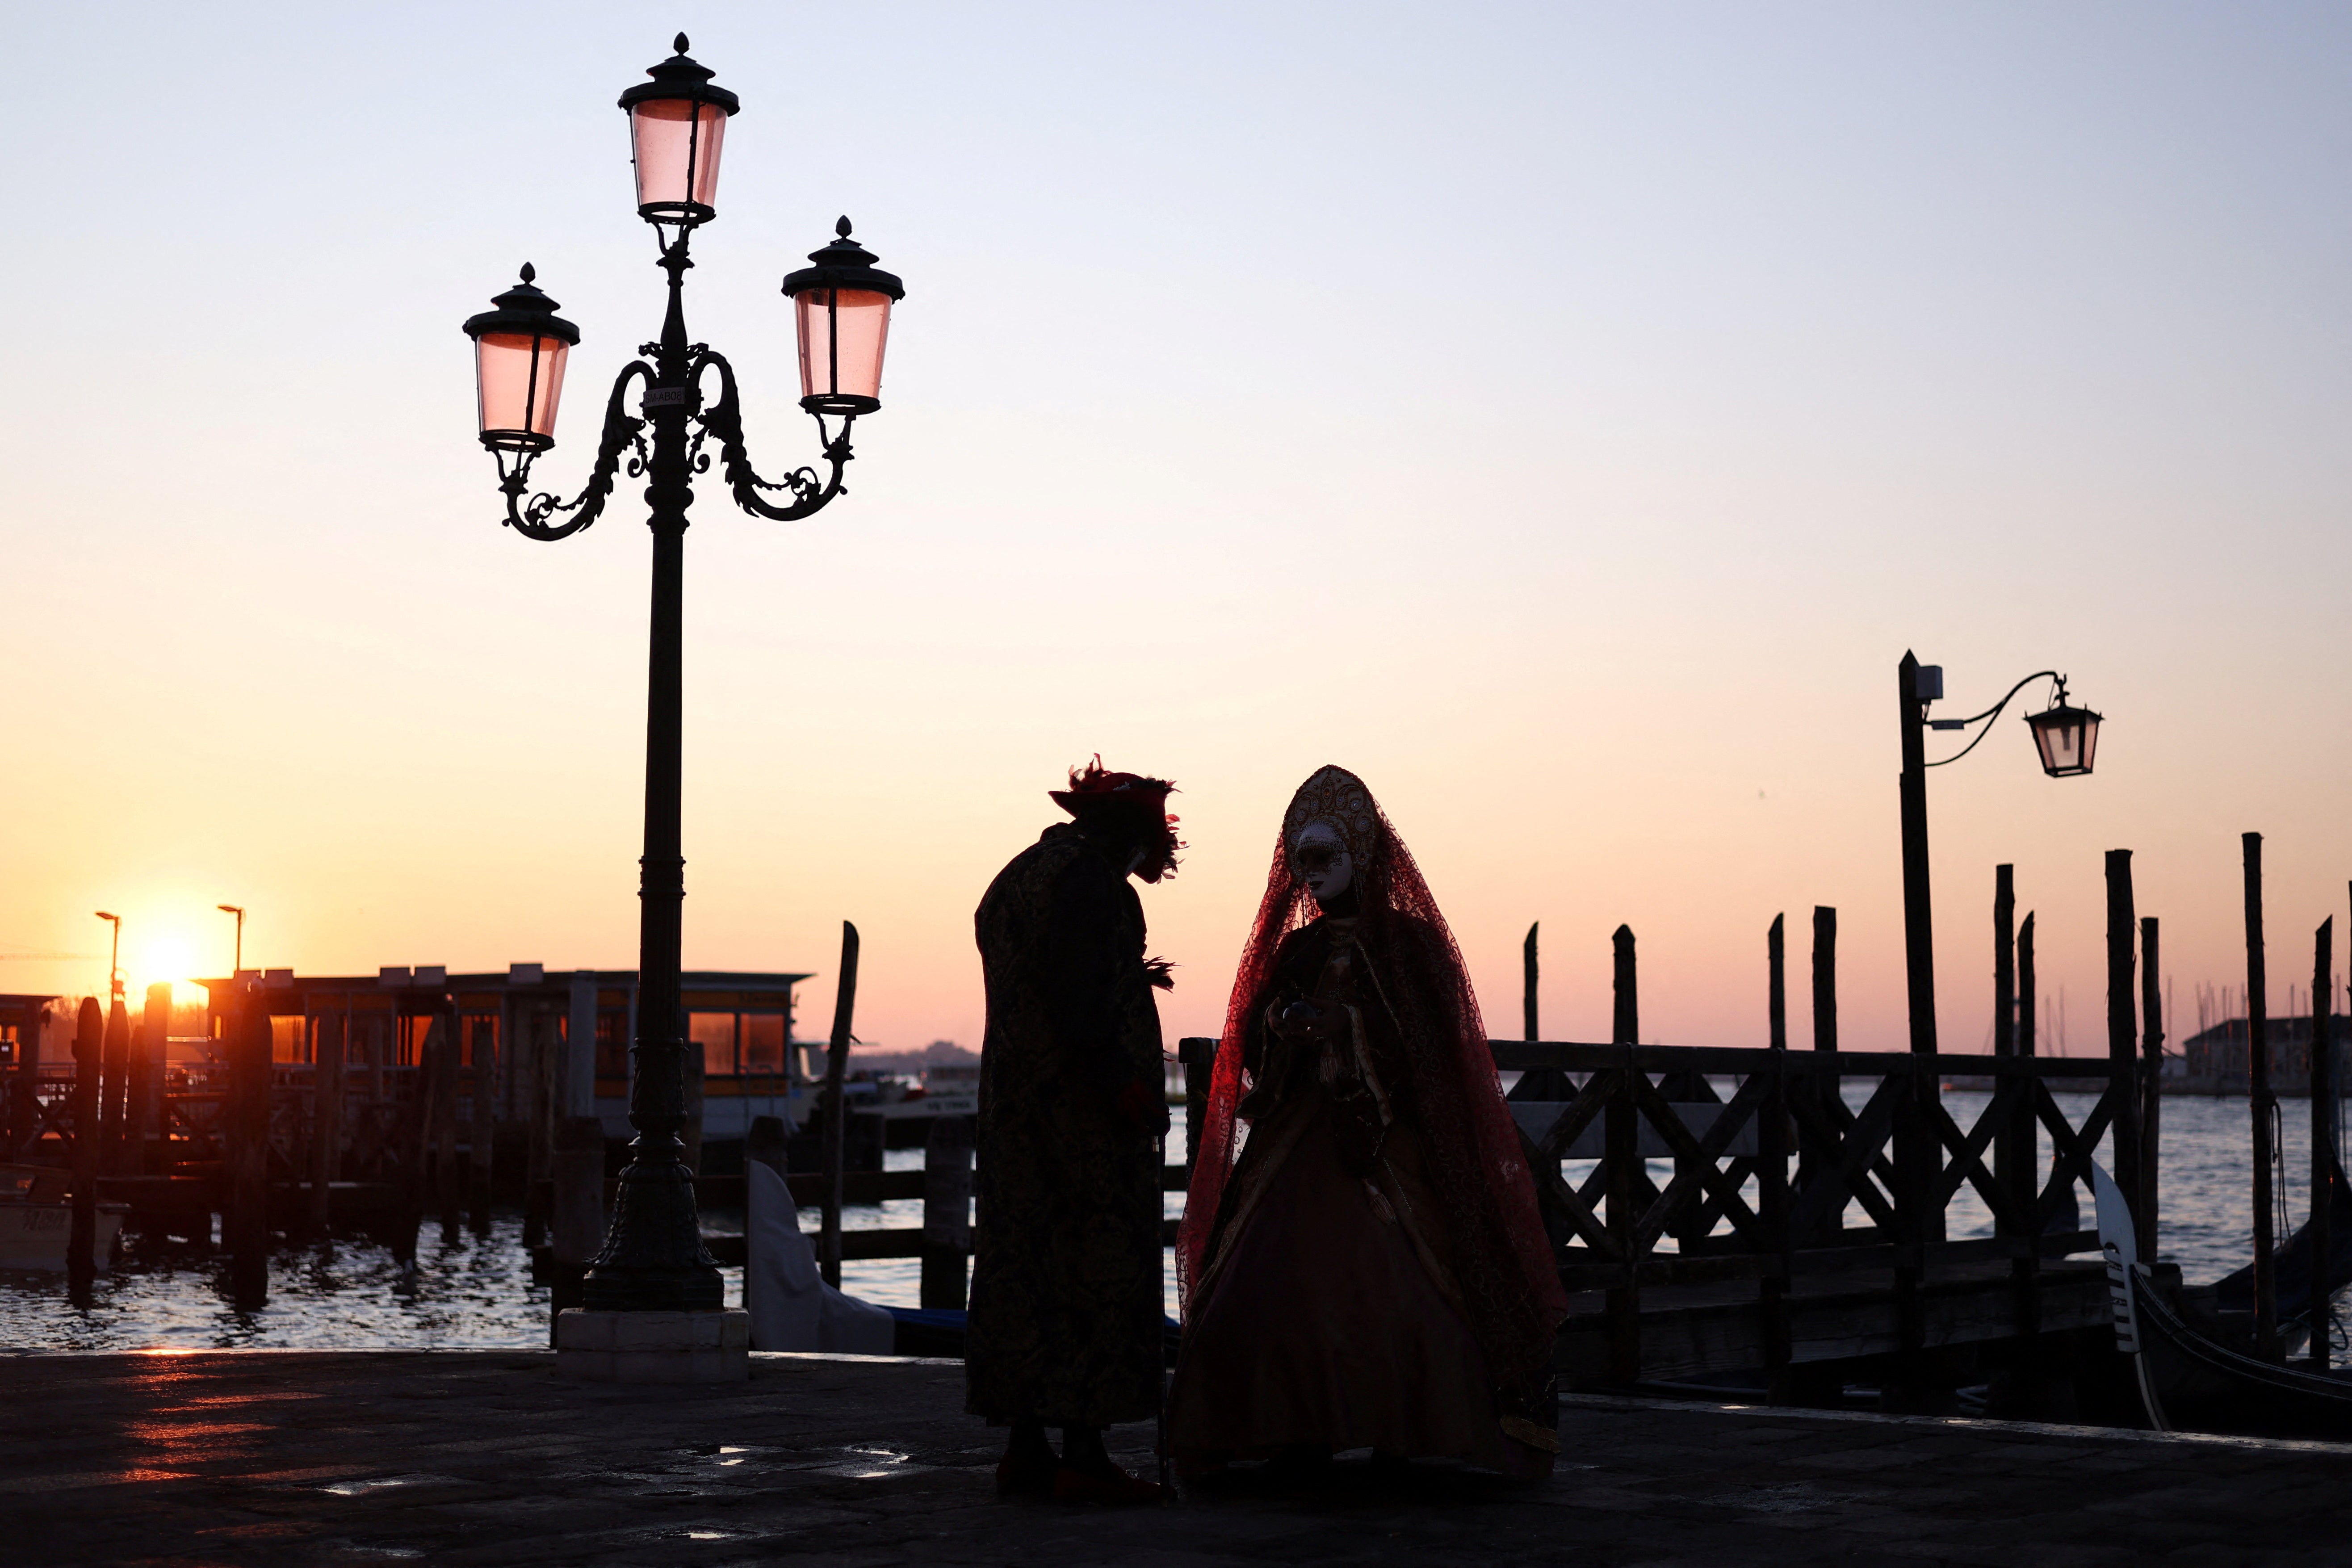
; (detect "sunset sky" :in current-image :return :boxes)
[5,3,2348,1057]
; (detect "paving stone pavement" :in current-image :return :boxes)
[4,1350,2349,1567]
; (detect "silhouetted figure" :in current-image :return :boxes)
[967,759,1178,1504]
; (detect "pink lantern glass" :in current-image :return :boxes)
[629,99,728,217]
[474,332,571,450]
[796,289,894,411]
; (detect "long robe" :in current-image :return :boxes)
[1170,914,1550,1476]
[965,822,1166,1427]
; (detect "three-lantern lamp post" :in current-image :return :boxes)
[1896,651,2103,1056]
[461,36,904,1312]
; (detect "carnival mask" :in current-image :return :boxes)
[1291,819,1354,906]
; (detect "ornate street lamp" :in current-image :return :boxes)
[1896,654,2104,1053]
[459,37,906,1313]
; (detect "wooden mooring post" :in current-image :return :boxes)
[820,921,860,1289]
[921,1115,973,1309]
[2311,916,2333,1372]
[1523,922,1539,1043]
[133,983,169,1176]
[228,990,269,1310]
[2140,915,2163,1259]
[68,998,101,1308]
[1606,924,1639,1384]
[2104,850,2142,1253]
[310,1010,344,1237]
[98,997,130,1177]
[2245,831,2279,1359]
[548,1115,604,1337]
[469,1013,495,1233]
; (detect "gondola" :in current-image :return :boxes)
[2094,1164,2352,1439]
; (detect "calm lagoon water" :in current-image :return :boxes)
[0,1091,2330,1352]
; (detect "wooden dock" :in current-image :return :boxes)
[5,1349,2348,1566]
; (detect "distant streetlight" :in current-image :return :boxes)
[459,36,905,1312]
[92,912,122,1001]
[1897,653,2105,1052]
[217,904,245,973]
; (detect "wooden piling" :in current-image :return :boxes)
[1612,925,1637,1046]
[548,1114,605,1337]
[2140,917,2163,1259]
[2311,917,2333,1372]
[430,1013,460,1237]
[98,997,130,1177]
[68,998,101,1308]
[921,1115,974,1309]
[1606,924,1639,1384]
[524,1009,554,1249]
[1804,906,1837,1193]
[2105,850,2142,1252]
[1811,907,1837,1053]
[469,1014,495,1232]
[133,983,169,1176]
[1994,867,2019,1194]
[310,1009,344,1236]
[2245,831,2278,1359]
[820,921,860,1289]
[1180,1037,1215,1179]
[228,990,269,1310]
[1767,914,1786,1051]
[1523,922,1539,1042]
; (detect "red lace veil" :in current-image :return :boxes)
[1177,766,1570,1380]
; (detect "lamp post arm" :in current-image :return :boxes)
[499,361,657,541]
[691,349,853,522]
[1924,670,2063,769]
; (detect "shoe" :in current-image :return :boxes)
[995,1449,1057,1497]
[1052,1462,1164,1504]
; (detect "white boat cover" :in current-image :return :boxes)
[744,1159,897,1354]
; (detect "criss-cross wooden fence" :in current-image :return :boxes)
[1174,1037,2125,1392]
[1491,1041,2123,1389]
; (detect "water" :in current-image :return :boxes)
[0,1093,2328,1351]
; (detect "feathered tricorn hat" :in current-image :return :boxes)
[1050,754,1178,818]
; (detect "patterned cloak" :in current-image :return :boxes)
[965,822,1166,1426]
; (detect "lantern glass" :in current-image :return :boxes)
[630,98,727,217]
[2027,705,2100,778]
[474,332,571,451]
[795,288,893,412]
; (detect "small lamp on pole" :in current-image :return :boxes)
[93,912,122,1002]
[217,904,246,973]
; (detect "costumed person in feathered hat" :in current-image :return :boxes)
[1170,765,1570,1480]
[967,757,1180,1503]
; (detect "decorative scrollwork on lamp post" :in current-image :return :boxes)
[459,36,906,1312]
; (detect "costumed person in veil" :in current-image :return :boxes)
[1170,765,1569,1480]
[967,758,1179,1504]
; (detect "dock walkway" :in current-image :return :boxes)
[4,1350,2347,1566]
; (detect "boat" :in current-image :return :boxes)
[2094,1163,2352,1439]
[0,1164,126,1273]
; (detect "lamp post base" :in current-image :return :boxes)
[579,1139,725,1312]
[555,1308,749,1383]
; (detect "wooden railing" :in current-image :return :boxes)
[1175,1036,2131,1386]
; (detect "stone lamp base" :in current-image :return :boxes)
[555,1308,751,1383]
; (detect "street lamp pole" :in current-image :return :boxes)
[94,912,123,1002]
[1897,654,1937,1054]
[1896,652,2104,1055]
[217,904,245,974]
[462,37,905,1313]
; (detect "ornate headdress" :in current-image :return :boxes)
[1049,754,1177,818]
[1282,764,1378,852]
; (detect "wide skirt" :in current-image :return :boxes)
[1170,1098,1542,1477]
